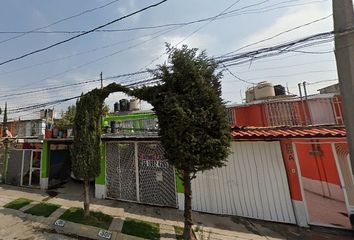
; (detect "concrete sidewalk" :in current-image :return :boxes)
[0,182,352,240]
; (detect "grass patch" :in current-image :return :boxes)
[60,207,113,230]
[174,226,184,240]
[4,198,32,210]
[122,218,160,240]
[25,202,61,217]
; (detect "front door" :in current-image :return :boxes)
[295,143,350,229]
[21,150,41,186]
[106,143,137,202]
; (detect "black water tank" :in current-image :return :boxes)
[274,85,286,96]
[114,102,120,112]
[110,121,117,133]
[119,99,129,112]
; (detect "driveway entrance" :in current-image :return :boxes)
[294,142,351,229]
[105,141,177,207]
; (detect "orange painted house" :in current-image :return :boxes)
[224,94,353,229]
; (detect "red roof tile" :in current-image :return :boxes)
[231,126,346,139]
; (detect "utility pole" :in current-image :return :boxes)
[100,72,103,89]
[2,102,8,183]
[333,0,354,224]
[303,82,311,124]
[298,83,308,125]
[333,0,354,171]
[100,72,104,132]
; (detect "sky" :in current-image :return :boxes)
[0,0,337,120]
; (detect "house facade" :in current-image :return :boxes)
[89,96,353,229]
[9,91,351,229]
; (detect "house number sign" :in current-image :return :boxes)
[98,229,112,239]
[54,219,66,227]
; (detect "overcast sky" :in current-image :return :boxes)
[0,0,336,120]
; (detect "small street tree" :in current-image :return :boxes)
[71,91,105,216]
[58,105,76,131]
[129,45,231,239]
[71,86,126,216]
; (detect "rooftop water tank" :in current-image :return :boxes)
[129,98,141,111]
[246,87,255,103]
[114,102,120,112]
[119,99,129,112]
[274,85,286,96]
[255,81,275,100]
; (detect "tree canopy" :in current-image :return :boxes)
[130,45,231,174]
[71,45,231,233]
[71,85,127,180]
[58,105,76,130]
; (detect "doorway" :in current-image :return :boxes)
[294,142,351,229]
[5,149,41,187]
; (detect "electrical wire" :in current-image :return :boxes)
[235,59,335,73]
[3,26,344,109]
[2,30,339,101]
[0,26,177,78]
[0,0,168,67]
[306,78,338,85]
[221,14,332,57]
[0,0,330,90]
[0,0,320,35]
[13,25,177,91]
[221,63,255,85]
[0,0,121,45]
[6,76,159,114]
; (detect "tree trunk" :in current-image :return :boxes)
[83,180,90,217]
[183,170,193,240]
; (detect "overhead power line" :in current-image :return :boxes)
[0,0,121,45]
[306,78,338,85]
[3,27,343,104]
[222,14,332,56]
[216,30,336,67]
[0,70,151,99]
[7,76,160,114]
[0,0,168,67]
[0,26,177,81]
[0,0,323,35]
[0,0,330,88]
[221,63,255,85]
[223,69,337,84]
[11,25,177,91]
[175,0,242,47]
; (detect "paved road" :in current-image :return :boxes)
[0,211,77,240]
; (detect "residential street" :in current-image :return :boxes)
[0,211,76,240]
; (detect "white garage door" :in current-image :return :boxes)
[192,141,296,224]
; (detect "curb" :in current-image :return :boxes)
[54,219,119,240]
[0,205,167,240]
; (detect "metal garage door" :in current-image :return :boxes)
[192,141,296,224]
[106,142,177,207]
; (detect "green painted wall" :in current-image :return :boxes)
[103,112,156,123]
[41,140,49,178]
[176,171,184,193]
[95,143,106,185]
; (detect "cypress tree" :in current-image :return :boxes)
[130,45,231,239]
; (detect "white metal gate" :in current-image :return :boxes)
[5,149,41,187]
[191,141,296,224]
[106,142,177,207]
